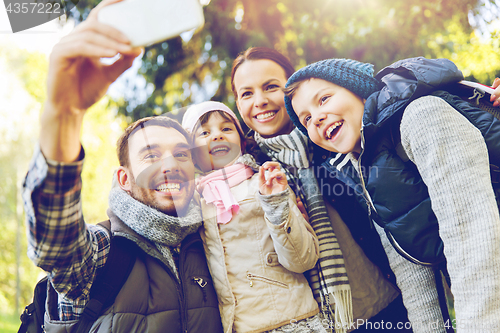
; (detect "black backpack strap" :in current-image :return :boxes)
[73,236,138,333]
[18,276,48,333]
[19,222,137,333]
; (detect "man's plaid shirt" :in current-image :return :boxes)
[22,145,111,321]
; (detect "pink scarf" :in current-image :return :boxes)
[197,163,254,224]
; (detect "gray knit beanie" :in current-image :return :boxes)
[284,58,380,135]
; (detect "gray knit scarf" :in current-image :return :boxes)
[255,128,352,332]
[108,187,202,280]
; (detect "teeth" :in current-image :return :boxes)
[326,121,343,139]
[156,183,180,192]
[256,112,276,120]
[211,146,229,154]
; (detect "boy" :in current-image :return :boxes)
[284,57,500,333]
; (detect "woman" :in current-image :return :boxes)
[230,47,426,332]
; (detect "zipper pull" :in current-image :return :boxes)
[469,88,485,105]
[193,277,208,301]
[193,277,207,288]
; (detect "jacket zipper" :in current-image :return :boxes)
[162,261,186,333]
[246,273,288,288]
[357,128,375,224]
[179,238,196,333]
[359,128,435,266]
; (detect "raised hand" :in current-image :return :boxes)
[490,77,500,107]
[41,0,143,162]
[258,162,288,195]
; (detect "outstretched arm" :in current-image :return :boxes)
[23,0,141,318]
[41,0,142,162]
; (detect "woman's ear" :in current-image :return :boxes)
[116,166,132,191]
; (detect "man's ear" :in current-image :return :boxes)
[116,166,132,191]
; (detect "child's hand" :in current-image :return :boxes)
[491,78,500,107]
[259,162,287,195]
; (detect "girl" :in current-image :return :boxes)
[284,57,500,333]
[182,101,326,333]
[231,47,417,332]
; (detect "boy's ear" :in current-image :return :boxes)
[116,166,132,191]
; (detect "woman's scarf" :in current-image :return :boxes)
[109,187,202,280]
[255,128,353,332]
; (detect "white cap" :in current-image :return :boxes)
[182,101,243,134]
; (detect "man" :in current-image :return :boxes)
[22,0,223,331]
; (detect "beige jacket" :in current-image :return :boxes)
[200,173,320,333]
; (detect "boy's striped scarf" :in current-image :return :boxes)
[255,128,353,333]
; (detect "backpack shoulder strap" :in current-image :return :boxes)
[389,114,410,163]
[19,221,138,333]
[73,228,138,333]
[18,276,48,333]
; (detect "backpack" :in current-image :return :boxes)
[429,80,500,193]
[393,80,500,191]
[445,80,500,203]
[18,228,138,333]
[388,80,500,265]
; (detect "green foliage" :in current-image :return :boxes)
[80,99,123,224]
[0,43,45,316]
[427,14,500,83]
[67,0,500,122]
[0,313,19,333]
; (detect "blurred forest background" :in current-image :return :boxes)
[1,0,500,330]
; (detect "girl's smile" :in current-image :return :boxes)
[193,113,242,172]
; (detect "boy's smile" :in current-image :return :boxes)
[291,78,366,154]
[325,120,344,140]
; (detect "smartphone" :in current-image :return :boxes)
[97,0,205,47]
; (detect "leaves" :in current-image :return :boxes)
[67,0,498,122]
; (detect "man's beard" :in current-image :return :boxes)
[128,176,182,217]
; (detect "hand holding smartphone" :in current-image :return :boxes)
[97,0,205,47]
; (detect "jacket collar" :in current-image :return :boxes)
[362,57,464,142]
